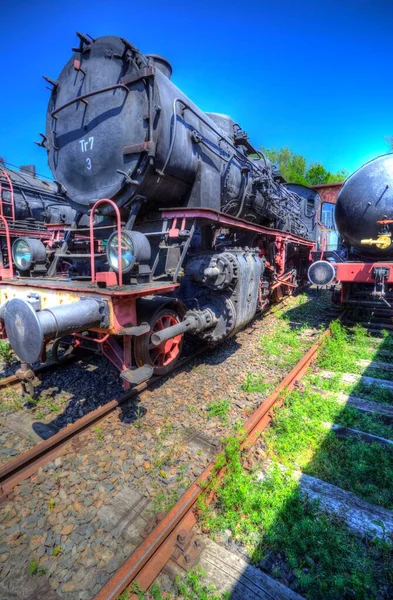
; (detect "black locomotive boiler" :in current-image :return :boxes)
[0,34,318,390]
[308,153,393,306]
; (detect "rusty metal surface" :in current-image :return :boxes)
[311,183,343,205]
[0,346,205,503]
[0,357,73,391]
[93,323,338,600]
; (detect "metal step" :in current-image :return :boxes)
[118,323,150,336]
[120,365,154,385]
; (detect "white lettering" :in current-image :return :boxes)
[79,136,94,153]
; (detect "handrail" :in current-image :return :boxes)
[0,168,15,221]
[0,215,14,277]
[89,199,122,286]
[51,84,130,118]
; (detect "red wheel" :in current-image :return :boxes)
[134,308,183,375]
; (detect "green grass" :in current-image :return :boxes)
[52,545,63,557]
[242,300,321,397]
[316,321,393,381]
[118,568,229,599]
[259,320,307,369]
[28,560,47,576]
[207,399,231,424]
[310,372,393,405]
[265,387,393,509]
[199,321,393,599]
[94,426,104,441]
[0,387,24,411]
[242,373,272,395]
[200,437,393,600]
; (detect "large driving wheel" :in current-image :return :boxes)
[134,308,183,375]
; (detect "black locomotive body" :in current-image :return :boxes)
[0,34,318,389]
[0,163,74,225]
[0,163,76,276]
[308,154,393,307]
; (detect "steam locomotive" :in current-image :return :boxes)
[0,163,76,277]
[0,34,318,390]
[308,154,393,307]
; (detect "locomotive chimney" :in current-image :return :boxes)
[145,54,172,78]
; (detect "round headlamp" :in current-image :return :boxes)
[106,230,151,274]
[12,238,46,272]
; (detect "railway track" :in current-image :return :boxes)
[0,346,206,502]
[0,287,311,500]
[93,323,334,600]
[3,292,391,599]
[92,309,393,600]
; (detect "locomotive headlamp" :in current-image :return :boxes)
[106,230,151,274]
[12,238,47,272]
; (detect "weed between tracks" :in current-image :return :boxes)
[119,568,229,599]
[198,319,393,599]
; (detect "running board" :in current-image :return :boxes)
[120,365,154,385]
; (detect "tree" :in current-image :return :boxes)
[261,146,348,185]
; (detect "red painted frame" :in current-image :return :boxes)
[334,262,393,283]
[162,207,315,248]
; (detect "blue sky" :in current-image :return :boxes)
[1,0,392,180]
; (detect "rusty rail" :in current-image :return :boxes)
[94,323,336,599]
[0,347,205,502]
[0,288,305,502]
[0,359,71,391]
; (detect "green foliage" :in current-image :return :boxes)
[207,399,231,423]
[122,568,229,599]
[52,545,63,557]
[151,488,179,514]
[242,373,271,395]
[28,560,47,576]
[0,387,24,411]
[317,320,358,372]
[262,146,348,185]
[201,438,393,600]
[94,426,103,441]
[200,321,393,599]
[0,340,15,366]
[266,386,393,508]
[175,567,230,599]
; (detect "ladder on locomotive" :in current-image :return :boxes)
[0,168,15,275]
[0,168,15,222]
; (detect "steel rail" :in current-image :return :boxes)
[0,346,206,503]
[94,319,341,600]
[0,359,73,391]
[0,285,306,502]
